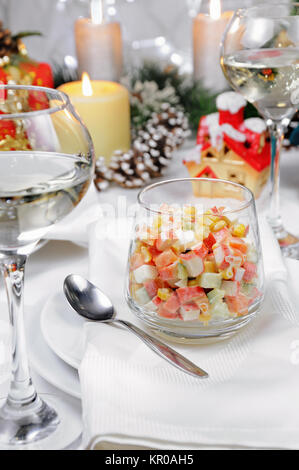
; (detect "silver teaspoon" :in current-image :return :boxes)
[63,275,209,379]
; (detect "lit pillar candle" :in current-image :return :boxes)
[193,0,233,92]
[58,74,131,163]
[75,0,123,82]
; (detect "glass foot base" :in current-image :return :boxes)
[0,394,82,450]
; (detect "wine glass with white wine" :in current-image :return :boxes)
[0,85,94,449]
[220,2,299,258]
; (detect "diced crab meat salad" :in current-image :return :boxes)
[129,205,261,323]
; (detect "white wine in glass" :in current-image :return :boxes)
[0,85,94,450]
[221,3,299,258]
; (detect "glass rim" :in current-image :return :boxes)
[0,84,71,119]
[235,1,299,19]
[137,177,255,216]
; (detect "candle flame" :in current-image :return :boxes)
[210,0,221,20]
[82,73,93,96]
[91,0,104,24]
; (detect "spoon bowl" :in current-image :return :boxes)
[64,274,114,321]
[64,274,209,379]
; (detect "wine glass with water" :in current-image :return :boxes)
[220,2,299,258]
[0,85,94,449]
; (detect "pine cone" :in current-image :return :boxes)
[149,102,190,147]
[133,124,176,178]
[0,22,19,58]
[94,157,113,191]
[94,104,190,191]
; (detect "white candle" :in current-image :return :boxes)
[75,0,123,82]
[58,74,131,163]
[193,0,233,92]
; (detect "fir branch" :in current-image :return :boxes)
[12,31,42,40]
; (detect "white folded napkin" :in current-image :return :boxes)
[79,215,299,449]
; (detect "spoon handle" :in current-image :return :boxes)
[115,319,208,379]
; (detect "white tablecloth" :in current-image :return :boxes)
[0,144,298,450]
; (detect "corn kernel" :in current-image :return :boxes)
[222,216,232,227]
[199,313,212,325]
[232,223,246,238]
[141,246,152,263]
[153,215,162,230]
[157,288,172,301]
[203,215,215,226]
[188,279,199,287]
[211,220,227,232]
[203,225,210,240]
[204,260,216,273]
[221,267,234,280]
[183,206,196,217]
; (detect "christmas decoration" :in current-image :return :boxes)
[283,111,299,149]
[184,91,271,198]
[124,62,218,133]
[94,102,190,190]
[0,22,53,90]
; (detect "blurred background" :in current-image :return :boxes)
[0,0,281,76]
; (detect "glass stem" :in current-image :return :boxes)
[267,122,287,238]
[1,255,38,413]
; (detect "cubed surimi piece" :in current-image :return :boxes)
[163,292,180,313]
[229,238,248,254]
[176,286,205,304]
[226,293,249,316]
[213,244,231,270]
[203,232,216,250]
[243,261,257,282]
[155,230,177,251]
[148,245,162,260]
[134,287,151,305]
[154,249,178,270]
[248,287,261,305]
[144,279,159,299]
[130,253,144,271]
[180,303,200,321]
[221,280,240,297]
[197,272,222,289]
[213,227,230,243]
[233,267,245,282]
[144,300,158,312]
[133,264,158,283]
[152,296,163,307]
[225,252,243,269]
[158,261,179,281]
[158,304,179,319]
[193,243,209,259]
[179,251,204,277]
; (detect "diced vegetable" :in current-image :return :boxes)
[197,272,222,289]
[129,203,261,323]
[135,287,151,305]
[180,303,200,321]
[221,280,240,297]
[134,265,158,283]
[207,288,225,304]
[179,252,204,277]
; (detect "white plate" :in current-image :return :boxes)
[28,304,81,399]
[40,291,86,369]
